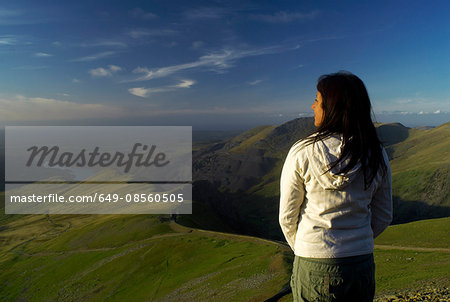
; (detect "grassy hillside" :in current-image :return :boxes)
[192,120,450,240]
[0,211,293,301]
[387,123,449,203]
[1,120,449,301]
[375,217,450,248]
[1,202,448,301]
[373,217,450,295]
[385,123,450,223]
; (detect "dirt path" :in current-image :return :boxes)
[172,221,289,247]
[374,244,450,252]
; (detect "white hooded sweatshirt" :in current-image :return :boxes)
[279,134,392,258]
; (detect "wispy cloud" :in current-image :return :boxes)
[14,65,49,70]
[127,45,295,82]
[0,8,57,25]
[128,28,178,39]
[0,35,18,45]
[34,52,53,57]
[80,40,128,48]
[71,51,115,62]
[129,8,157,20]
[175,79,195,88]
[248,79,263,85]
[89,65,122,77]
[129,79,196,98]
[0,8,21,18]
[251,11,319,23]
[72,78,80,83]
[191,41,204,49]
[434,109,441,114]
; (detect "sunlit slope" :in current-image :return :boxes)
[375,217,450,248]
[373,217,450,294]
[0,211,292,302]
[190,119,450,240]
[387,123,450,222]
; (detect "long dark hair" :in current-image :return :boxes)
[306,71,385,188]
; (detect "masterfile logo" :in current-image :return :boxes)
[5,126,192,215]
[6,126,191,182]
[26,143,170,173]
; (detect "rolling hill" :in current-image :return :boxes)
[1,192,448,301]
[1,120,449,301]
[190,119,450,239]
[0,201,293,301]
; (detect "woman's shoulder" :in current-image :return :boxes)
[287,134,318,157]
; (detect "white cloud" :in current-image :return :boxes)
[129,79,196,98]
[72,78,80,83]
[72,51,115,62]
[434,109,441,114]
[89,68,111,77]
[0,35,17,45]
[248,80,263,85]
[175,79,195,88]
[129,87,154,98]
[127,45,293,82]
[89,65,122,77]
[34,52,53,57]
[251,11,318,23]
[108,65,122,72]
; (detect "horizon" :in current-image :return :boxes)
[1,114,448,132]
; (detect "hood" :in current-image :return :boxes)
[306,134,362,190]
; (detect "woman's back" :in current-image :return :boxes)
[279,71,393,301]
[280,134,392,258]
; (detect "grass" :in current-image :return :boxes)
[375,217,450,248]
[1,121,449,300]
[374,249,449,294]
[0,202,449,301]
[373,217,450,296]
[229,125,276,154]
[0,212,292,301]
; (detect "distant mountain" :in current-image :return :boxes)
[189,118,316,238]
[189,118,450,239]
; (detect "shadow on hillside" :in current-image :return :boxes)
[392,196,450,225]
[184,181,450,240]
[376,123,409,147]
[177,180,284,241]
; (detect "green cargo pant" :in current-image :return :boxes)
[291,253,375,302]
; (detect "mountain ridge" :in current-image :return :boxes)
[190,117,450,238]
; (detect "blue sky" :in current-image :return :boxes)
[0,0,449,129]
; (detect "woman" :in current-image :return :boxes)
[279,71,392,302]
